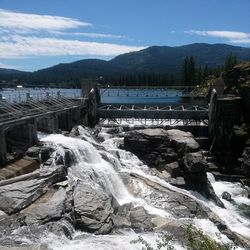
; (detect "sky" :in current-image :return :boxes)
[0,0,250,71]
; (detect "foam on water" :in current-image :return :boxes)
[99,133,250,241]
[43,230,185,250]
[38,127,249,249]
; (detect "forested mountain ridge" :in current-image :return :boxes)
[1,43,250,86]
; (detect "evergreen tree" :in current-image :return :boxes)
[196,66,203,85]
[189,56,196,84]
[181,56,196,85]
[224,53,237,71]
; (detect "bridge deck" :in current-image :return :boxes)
[0,97,86,127]
[98,104,208,120]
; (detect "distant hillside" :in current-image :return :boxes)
[1,43,250,86]
[111,43,250,73]
[0,68,27,75]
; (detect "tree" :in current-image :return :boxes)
[181,56,196,85]
[224,53,237,71]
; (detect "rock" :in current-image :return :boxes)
[169,177,186,187]
[64,149,75,167]
[26,146,41,158]
[0,165,67,214]
[73,181,113,234]
[182,152,208,174]
[124,129,199,168]
[163,161,182,177]
[241,144,250,177]
[129,206,154,232]
[165,129,199,154]
[152,217,187,239]
[39,146,54,163]
[45,217,75,239]
[222,191,232,201]
[207,180,225,208]
[0,245,49,250]
[128,173,209,219]
[111,214,131,229]
[124,129,169,158]
[180,151,208,192]
[23,187,67,225]
[0,215,25,239]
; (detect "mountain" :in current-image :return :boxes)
[1,43,250,86]
[0,68,28,75]
[110,43,250,73]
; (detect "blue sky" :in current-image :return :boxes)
[0,0,250,71]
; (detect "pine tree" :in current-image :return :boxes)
[181,56,196,85]
[224,53,237,71]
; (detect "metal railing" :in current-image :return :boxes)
[0,95,85,123]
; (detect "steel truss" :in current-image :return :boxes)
[98,104,208,121]
[99,117,208,126]
[0,96,86,123]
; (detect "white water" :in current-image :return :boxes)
[99,129,250,242]
[42,230,185,250]
[38,126,250,249]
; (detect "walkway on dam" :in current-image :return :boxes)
[0,95,86,126]
[98,104,208,120]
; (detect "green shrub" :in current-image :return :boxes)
[130,225,235,250]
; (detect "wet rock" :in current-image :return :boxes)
[222,191,232,201]
[0,215,25,239]
[241,143,250,177]
[111,214,131,229]
[64,149,75,167]
[26,146,41,158]
[73,181,113,234]
[23,187,67,225]
[129,206,154,232]
[180,151,210,196]
[0,165,67,214]
[45,217,75,239]
[182,152,208,174]
[169,177,186,187]
[152,217,187,239]
[163,161,182,178]
[207,180,225,208]
[128,173,208,219]
[39,146,54,163]
[0,245,49,250]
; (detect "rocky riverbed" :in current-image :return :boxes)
[0,126,250,249]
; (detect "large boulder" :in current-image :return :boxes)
[129,206,154,232]
[23,187,67,225]
[124,129,199,168]
[73,181,113,234]
[165,129,200,154]
[0,165,67,214]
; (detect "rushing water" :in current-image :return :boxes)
[36,126,250,249]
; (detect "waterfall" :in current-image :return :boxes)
[37,127,250,249]
[41,134,133,205]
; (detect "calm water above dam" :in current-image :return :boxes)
[0,87,207,107]
[100,87,207,106]
[0,88,81,103]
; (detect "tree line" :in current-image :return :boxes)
[180,53,238,86]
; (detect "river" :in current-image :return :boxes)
[1,89,248,249]
[34,127,249,249]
